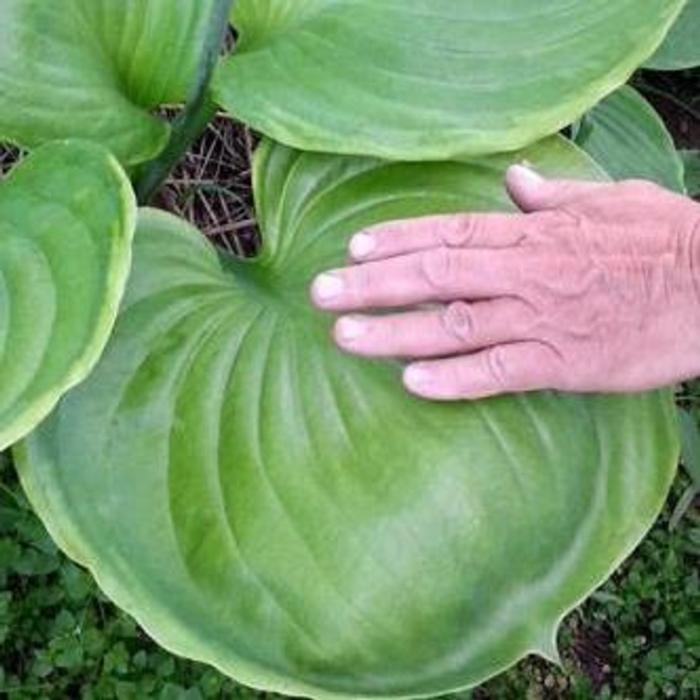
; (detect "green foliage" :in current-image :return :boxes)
[476,478,700,700]
[215,0,685,159]
[0,1,221,164]
[0,453,267,699]
[682,150,700,197]
[16,139,681,698]
[0,140,134,451]
[0,1,697,698]
[646,0,700,71]
[584,488,700,699]
[1,451,697,699]
[573,86,685,193]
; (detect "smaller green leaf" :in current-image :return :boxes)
[679,410,700,487]
[675,406,700,536]
[0,1,222,164]
[681,150,700,197]
[669,485,698,531]
[0,140,135,449]
[646,0,700,70]
[574,86,684,192]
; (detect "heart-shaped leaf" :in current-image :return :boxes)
[0,1,220,164]
[574,86,685,193]
[214,1,686,159]
[16,138,678,698]
[646,0,700,70]
[0,140,134,450]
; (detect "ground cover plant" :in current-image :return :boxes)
[0,1,698,698]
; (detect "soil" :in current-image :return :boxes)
[0,143,21,177]
[151,113,261,257]
[637,68,700,152]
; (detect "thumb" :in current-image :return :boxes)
[505,164,602,213]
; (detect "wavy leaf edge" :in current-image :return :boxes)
[14,137,679,698]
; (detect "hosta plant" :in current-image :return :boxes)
[0,1,698,697]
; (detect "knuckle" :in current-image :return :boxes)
[420,247,461,291]
[516,298,545,333]
[482,346,512,389]
[531,342,563,387]
[439,215,476,247]
[441,302,474,343]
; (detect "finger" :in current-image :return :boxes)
[403,341,561,400]
[506,164,604,213]
[334,299,531,359]
[349,212,531,262]
[311,248,519,312]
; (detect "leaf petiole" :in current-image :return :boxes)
[134,0,235,204]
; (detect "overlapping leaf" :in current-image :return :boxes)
[682,150,700,197]
[215,0,686,160]
[0,0,220,164]
[574,86,685,193]
[0,140,134,450]
[647,0,700,70]
[16,138,678,698]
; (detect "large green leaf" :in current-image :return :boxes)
[0,1,219,164]
[16,138,678,698]
[214,1,686,160]
[0,140,134,450]
[574,86,685,193]
[646,0,700,70]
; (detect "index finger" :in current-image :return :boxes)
[311,247,521,312]
[348,212,538,263]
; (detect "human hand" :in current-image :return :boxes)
[310,166,700,400]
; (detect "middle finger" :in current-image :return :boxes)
[333,298,531,358]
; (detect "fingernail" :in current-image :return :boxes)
[336,316,367,342]
[511,163,544,187]
[350,232,376,259]
[313,272,344,302]
[404,364,432,392]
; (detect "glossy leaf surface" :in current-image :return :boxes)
[0,140,134,450]
[574,86,685,193]
[646,0,700,70]
[215,1,685,159]
[17,139,678,698]
[0,1,219,164]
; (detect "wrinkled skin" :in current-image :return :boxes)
[311,166,700,400]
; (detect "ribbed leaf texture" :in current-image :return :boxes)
[215,0,686,159]
[574,86,686,193]
[0,1,219,164]
[0,140,134,449]
[16,138,678,698]
[647,0,700,70]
